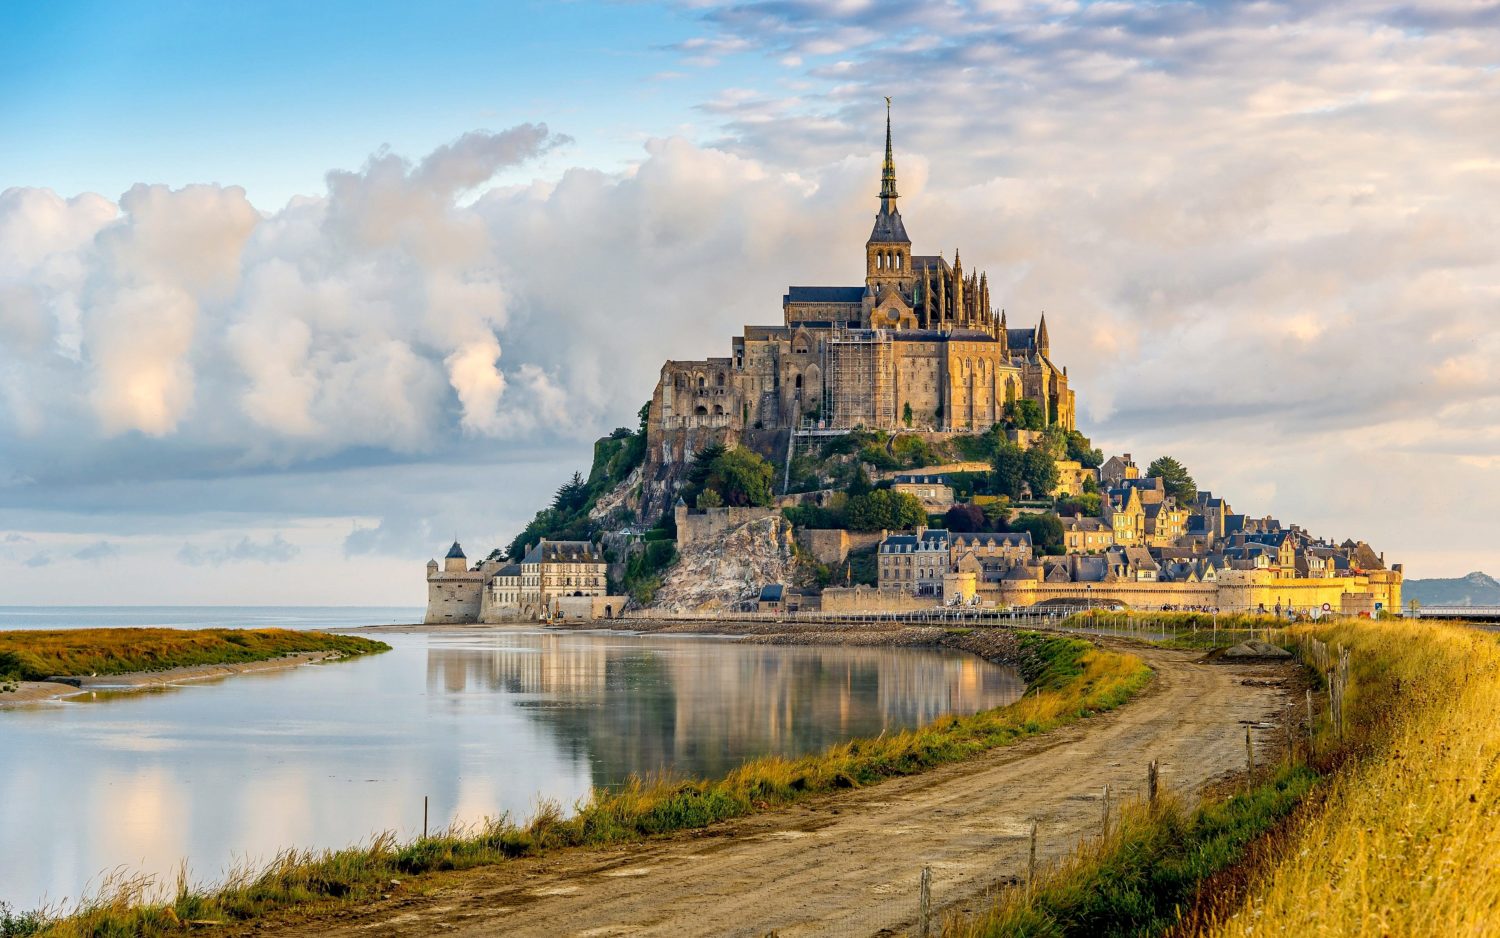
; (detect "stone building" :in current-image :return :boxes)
[424,541,488,624]
[646,104,1075,453]
[878,527,951,597]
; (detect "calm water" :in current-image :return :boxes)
[0,625,1023,910]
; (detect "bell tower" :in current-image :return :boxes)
[865,98,913,296]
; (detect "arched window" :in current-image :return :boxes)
[698,376,705,389]
[716,372,725,387]
[694,405,708,416]
[794,373,803,389]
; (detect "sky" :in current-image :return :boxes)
[2,0,1498,606]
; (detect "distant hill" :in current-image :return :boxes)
[1405,572,1500,607]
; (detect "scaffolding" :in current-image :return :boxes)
[820,326,895,431]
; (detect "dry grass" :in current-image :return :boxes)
[1197,619,1500,936]
[23,632,1151,937]
[0,628,388,682]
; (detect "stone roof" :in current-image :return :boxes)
[784,286,865,304]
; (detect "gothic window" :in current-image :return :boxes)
[794,374,803,390]
[716,372,725,387]
[695,405,708,416]
[698,376,705,389]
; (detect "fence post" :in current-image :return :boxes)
[1100,784,1111,837]
[423,795,429,839]
[1245,726,1254,783]
[918,865,932,938]
[1028,820,1038,900]
[1147,759,1159,805]
[1302,687,1314,753]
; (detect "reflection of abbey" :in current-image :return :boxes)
[649,105,1073,443]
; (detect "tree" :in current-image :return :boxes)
[1006,398,1046,430]
[848,464,873,497]
[1022,448,1059,498]
[680,443,774,509]
[846,490,926,531]
[696,488,724,508]
[1147,456,1198,504]
[1055,493,1102,517]
[944,503,986,533]
[991,441,1027,498]
[1064,430,1103,469]
[1011,512,1065,555]
[552,471,588,515]
[902,401,914,428]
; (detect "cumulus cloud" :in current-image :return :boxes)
[4,4,1500,581]
[177,533,300,566]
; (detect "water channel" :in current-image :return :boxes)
[0,626,1023,910]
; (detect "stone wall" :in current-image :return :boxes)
[676,503,782,549]
[425,571,485,624]
[820,585,936,613]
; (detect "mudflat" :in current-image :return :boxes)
[0,651,344,708]
[241,643,1291,938]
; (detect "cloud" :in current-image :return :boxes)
[73,540,120,561]
[23,552,52,567]
[177,533,300,566]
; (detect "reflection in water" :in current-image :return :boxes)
[0,629,1020,910]
[425,633,1024,786]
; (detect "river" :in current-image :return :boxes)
[0,620,1023,911]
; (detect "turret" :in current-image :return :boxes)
[952,251,965,324]
[444,540,467,573]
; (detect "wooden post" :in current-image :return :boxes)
[1147,759,1159,805]
[1306,688,1315,753]
[423,795,429,839]
[1028,820,1038,899]
[1245,726,1254,783]
[1100,784,1111,837]
[1285,704,1294,766]
[918,865,932,938]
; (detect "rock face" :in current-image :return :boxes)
[651,515,799,613]
[588,464,642,523]
[1223,640,1293,659]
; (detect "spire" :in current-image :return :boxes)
[880,96,898,206]
[1037,312,1050,356]
[867,97,909,245]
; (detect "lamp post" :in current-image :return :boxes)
[1086,583,1093,619]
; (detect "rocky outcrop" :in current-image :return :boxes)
[589,464,643,523]
[651,514,799,613]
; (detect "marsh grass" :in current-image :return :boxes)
[946,764,1318,938]
[1195,619,1500,936]
[26,632,1150,937]
[0,629,388,682]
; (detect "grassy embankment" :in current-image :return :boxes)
[949,616,1500,937]
[1061,610,1290,651]
[0,628,389,685]
[4,632,1150,937]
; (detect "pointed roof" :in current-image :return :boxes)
[1037,313,1050,352]
[868,98,910,245]
[445,541,466,560]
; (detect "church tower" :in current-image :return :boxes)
[865,99,913,296]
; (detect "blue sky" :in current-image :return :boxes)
[3,1,1499,604]
[1,1,735,205]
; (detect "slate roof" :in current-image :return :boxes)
[494,563,522,578]
[952,532,1033,549]
[521,539,603,565]
[759,584,785,603]
[868,206,910,244]
[880,529,950,553]
[446,541,466,559]
[784,286,865,304]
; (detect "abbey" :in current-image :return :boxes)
[647,106,1074,448]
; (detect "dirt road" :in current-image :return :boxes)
[253,644,1291,938]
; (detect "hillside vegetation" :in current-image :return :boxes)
[0,628,389,683]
